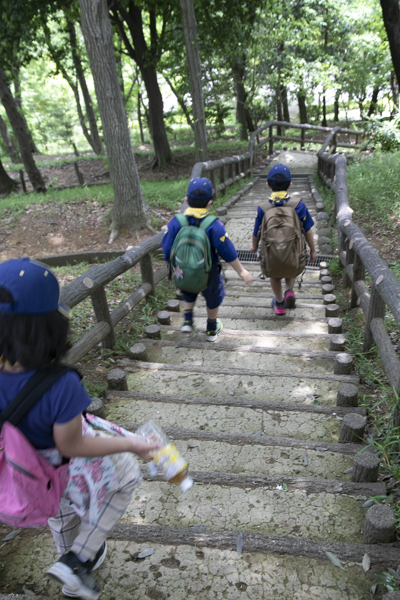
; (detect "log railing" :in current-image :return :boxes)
[190,121,362,198]
[317,146,400,396]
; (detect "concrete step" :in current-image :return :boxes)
[179,314,329,334]
[121,480,368,544]
[194,302,328,320]
[106,393,342,442]
[0,527,386,600]
[139,341,336,376]
[161,326,336,352]
[123,361,356,405]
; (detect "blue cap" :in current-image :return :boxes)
[267,164,292,182]
[0,258,70,317]
[187,177,214,200]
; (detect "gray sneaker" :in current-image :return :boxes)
[61,543,107,597]
[47,551,101,600]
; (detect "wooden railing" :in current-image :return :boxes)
[317,145,400,398]
[190,121,362,198]
[60,233,167,365]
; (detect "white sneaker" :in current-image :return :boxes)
[181,321,194,333]
[60,543,107,598]
[206,318,223,342]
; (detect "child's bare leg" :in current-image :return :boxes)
[270,277,283,302]
[183,301,195,312]
[285,277,295,292]
[206,306,219,320]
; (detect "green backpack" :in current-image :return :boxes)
[169,214,218,293]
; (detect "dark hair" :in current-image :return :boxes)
[0,286,70,369]
[268,176,291,192]
[187,189,213,209]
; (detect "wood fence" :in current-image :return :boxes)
[317,148,400,402]
[191,121,362,198]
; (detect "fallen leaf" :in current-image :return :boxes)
[342,467,353,474]
[375,275,383,285]
[211,506,222,516]
[370,584,377,595]
[362,499,374,508]
[137,548,155,559]
[2,529,22,541]
[362,553,370,572]
[325,551,346,570]
[315,447,328,451]
[304,454,308,466]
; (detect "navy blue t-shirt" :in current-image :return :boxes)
[0,370,92,449]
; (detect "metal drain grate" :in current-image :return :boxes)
[233,250,335,269]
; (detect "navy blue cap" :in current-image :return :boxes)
[187,177,214,200]
[267,164,292,182]
[0,258,70,317]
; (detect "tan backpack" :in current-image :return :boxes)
[259,198,307,278]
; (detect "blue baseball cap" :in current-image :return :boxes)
[187,177,214,200]
[0,258,70,317]
[267,164,292,182]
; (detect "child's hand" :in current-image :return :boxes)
[250,247,257,253]
[240,268,253,285]
[310,250,317,263]
[131,438,161,462]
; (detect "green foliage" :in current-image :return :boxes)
[345,151,400,227]
[362,114,400,152]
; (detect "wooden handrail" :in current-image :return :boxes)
[317,147,400,396]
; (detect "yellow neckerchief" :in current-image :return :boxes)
[0,356,20,371]
[183,207,209,219]
[269,191,290,203]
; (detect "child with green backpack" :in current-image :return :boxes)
[162,177,252,341]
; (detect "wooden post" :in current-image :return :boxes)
[157,311,172,325]
[350,253,365,308]
[167,299,181,312]
[364,505,396,544]
[107,368,128,390]
[323,294,337,305]
[322,284,336,296]
[328,318,342,334]
[91,285,116,349]
[329,334,346,351]
[301,127,305,149]
[269,125,273,155]
[351,451,379,482]
[334,352,353,374]
[145,324,161,339]
[337,383,358,406]
[175,289,184,300]
[363,283,385,352]
[220,164,225,195]
[325,304,339,318]
[128,343,148,361]
[339,413,366,443]
[342,238,354,288]
[210,169,217,199]
[140,254,156,297]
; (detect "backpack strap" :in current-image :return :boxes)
[285,197,301,210]
[199,215,218,231]
[174,214,189,228]
[0,366,74,428]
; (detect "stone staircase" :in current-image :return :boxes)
[1,172,398,600]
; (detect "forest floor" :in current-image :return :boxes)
[0,140,252,262]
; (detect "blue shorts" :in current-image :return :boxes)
[182,265,225,309]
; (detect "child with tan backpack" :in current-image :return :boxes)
[251,164,316,315]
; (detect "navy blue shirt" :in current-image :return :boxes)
[253,198,314,238]
[162,214,238,265]
[0,370,92,449]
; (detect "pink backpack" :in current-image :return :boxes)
[0,368,71,527]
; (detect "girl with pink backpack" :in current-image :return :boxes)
[0,258,160,600]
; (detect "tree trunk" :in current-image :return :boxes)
[0,155,16,195]
[391,70,399,110]
[79,0,148,239]
[277,86,283,135]
[368,86,380,116]
[245,107,255,132]
[322,94,327,126]
[0,68,46,192]
[380,0,400,89]
[67,18,104,155]
[138,91,145,143]
[110,2,172,169]
[180,0,208,161]
[0,114,20,163]
[334,91,340,122]
[164,74,194,131]
[298,94,307,124]
[232,62,248,141]
[13,73,39,153]
[281,85,290,122]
